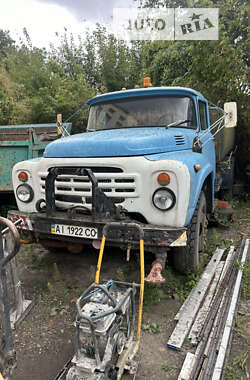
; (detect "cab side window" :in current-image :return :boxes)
[199,101,208,130]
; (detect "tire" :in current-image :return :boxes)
[173,191,208,274]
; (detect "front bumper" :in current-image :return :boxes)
[7,210,187,249]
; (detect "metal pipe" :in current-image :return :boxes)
[201,254,239,380]
[0,234,14,365]
[137,238,145,342]
[212,239,249,380]
[98,222,145,341]
[95,235,106,284]
[0,217,20,270]
[1,219,22,236]
[189,244,240,379]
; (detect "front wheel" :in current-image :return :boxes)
[173,191,208,274]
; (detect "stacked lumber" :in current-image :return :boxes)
[167,238,249,380]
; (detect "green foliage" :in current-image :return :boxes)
[0,0,248,166]
[206,228,225,255]
[0,29,95,132]
[116,267,126,282]
[53,262,69,301]
[162,266,200,302]
[242,257,250,299]
[139,0,250,169]
[224,349,250,380]
[142,266,200,313]
[82,25,143,92]
[0,29,14,60]
[142,321,162,334]
[161,364,177,373]
[144,283,165,311]
[0,27,143,132]
[185,269,200,289]
[0,67,30,125]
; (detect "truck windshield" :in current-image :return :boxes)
[87,95,197,131]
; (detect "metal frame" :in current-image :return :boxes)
[193,102,229,150]
[0,218,20,377]
[45,167,120,220]
[95,222,145,343]
[75,283,135,369]
[1,219,32,329]
[0,217,33,378]
[66,222,145,380]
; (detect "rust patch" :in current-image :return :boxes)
[145,261,166,283]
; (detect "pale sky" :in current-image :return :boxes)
[0,0,137,48]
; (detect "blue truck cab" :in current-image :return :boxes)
[8,84,236,273]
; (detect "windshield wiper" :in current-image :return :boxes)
[166,119,192,128]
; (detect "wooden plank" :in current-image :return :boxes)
[174,247,227,322]
[178,352,195,380]
[168,248,225,350]
[188,262,224,345]
[174,286,196,321]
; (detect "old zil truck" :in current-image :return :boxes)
[8,79,237,277]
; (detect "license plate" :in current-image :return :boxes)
[51,224,98,239]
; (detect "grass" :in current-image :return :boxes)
[118,263,203,314]
[162,266,201,302]
[242,256,250,300]
[224,349,250,380]
[21,243,55,270]
[53,262,70,301]
[206,228,228,255]
[38,262,72,316]
[143,284,165,312]
[9,196,250,358]
[161,364,177,373]
[142,322,162,334]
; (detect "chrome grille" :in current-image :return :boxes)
[39,166,138,208]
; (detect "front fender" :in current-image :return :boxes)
[173,152,215,225]
[186,160,214,225]
[145,150,215,226]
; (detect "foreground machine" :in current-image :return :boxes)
[64,223,145,380]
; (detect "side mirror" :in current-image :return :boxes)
[192,136,202,153]
[224,102,237,128]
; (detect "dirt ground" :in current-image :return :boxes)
[6,199,250,380]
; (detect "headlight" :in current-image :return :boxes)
[16,184,34,203]
[152,188,176,211]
